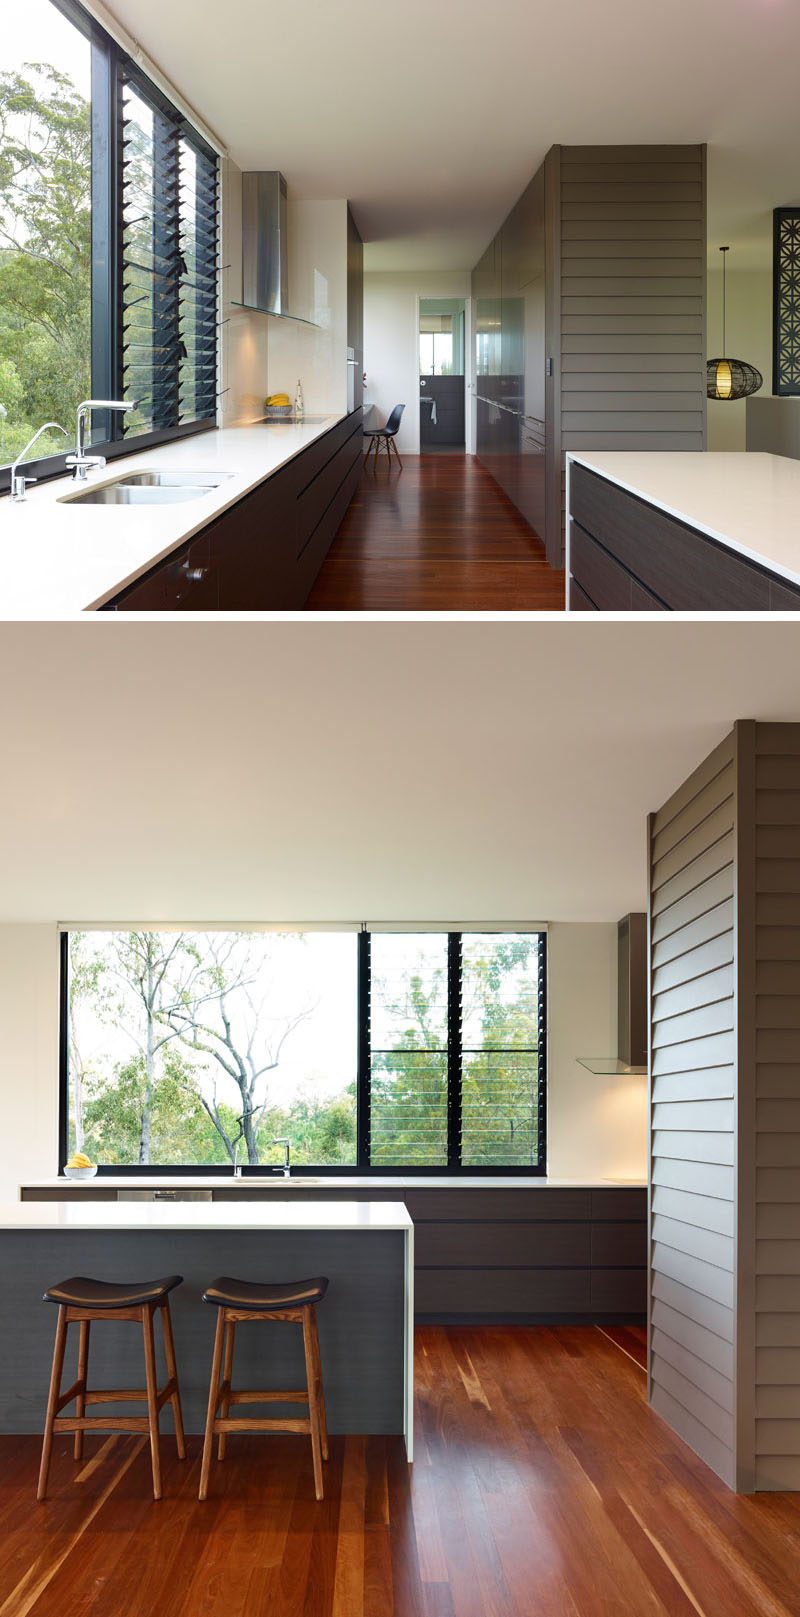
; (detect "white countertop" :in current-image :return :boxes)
[0,416,344,617]
[0,1198,412,1232]
[22,1175,646,1191]
[567,450,800,588]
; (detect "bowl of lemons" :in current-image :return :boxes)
[64,1152,97,1180]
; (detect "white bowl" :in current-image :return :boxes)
[64,1164,98,1180]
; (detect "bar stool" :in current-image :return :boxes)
[38,1274,185,1501]
[199,1275,329,1501]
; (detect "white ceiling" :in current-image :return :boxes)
[104,0,800,270]
[3,620,800,926]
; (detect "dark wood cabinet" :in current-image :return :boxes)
[22,1182,647,1322]
[105,412,363,611]
[568,461,800,612]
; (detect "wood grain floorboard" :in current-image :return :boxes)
[305,455,566,612]
[3,1326,800,1615]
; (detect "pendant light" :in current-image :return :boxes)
[707,246,762,401]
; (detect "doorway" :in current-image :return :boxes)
[419,298,466,451]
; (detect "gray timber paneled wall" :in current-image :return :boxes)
[649,720,800,1492]
[472,143,707,569]
[752,724,800,1489]
[648,732,737,1488]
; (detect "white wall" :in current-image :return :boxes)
[364,270,472,453]
[707,257,773,452]
[0,918,648,1197]
[0,926,60,1200]
[267,200,348,415]
[547,923,648,1182]
[220,157,270,425]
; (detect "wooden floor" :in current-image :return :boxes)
[305,455,566,612]
[3,1325,800,1616]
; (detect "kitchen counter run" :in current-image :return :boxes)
[0,417,345,617]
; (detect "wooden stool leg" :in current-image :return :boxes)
[391,437,403,469]
[217,1321,236,1460]
[141,1303,162,1501]
[73,1319,91,1461]
[308,1306,328,1462]
[160,1300,185,1461]
[38,1306,68,1501]
[199,1309,226,1501]
[302,1307,324,1501]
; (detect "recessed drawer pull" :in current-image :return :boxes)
[181,564,207,583]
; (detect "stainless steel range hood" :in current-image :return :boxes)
[577,913,648,1076]
[241,171,288,315]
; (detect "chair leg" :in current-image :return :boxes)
[73,1319,91,1461]
[38,1306,68,1501]
[199,1309,226,1501]
[302,1307,324,1501]
[160,1300,186,1462]
[389,436,403,470]
[308,1306,329,1462]
[141,1303,162,1501]
[217,1321,236,1460]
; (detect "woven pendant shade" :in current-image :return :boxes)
[706,245,763,401]
[706,356,763,401]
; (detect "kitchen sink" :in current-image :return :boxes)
[59,469,232,505]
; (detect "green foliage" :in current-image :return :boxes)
[0,62,91,464]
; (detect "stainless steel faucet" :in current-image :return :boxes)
[233,1136,243,1178]
[66,399,132,481]
[273,1138,291,1178]
[9,422,68,501]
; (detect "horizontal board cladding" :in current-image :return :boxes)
[753,725,800,1486]
[652,1066,735,1105]
[649,729,736,1488]
[559,145,705,463]
[652,1183,734,1236]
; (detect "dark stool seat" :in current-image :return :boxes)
[203,1276,328,1311]
[37,1273,185,1502]
[199,1273,330,1502]
[45,1275,182,1310]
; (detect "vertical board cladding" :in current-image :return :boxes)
[753,723,800,1490]
[559,144,707,460]
[649,732,738,1488]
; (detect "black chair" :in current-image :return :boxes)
[364,403,404,468]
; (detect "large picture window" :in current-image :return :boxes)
[0,0,218,492]
[61,928,546,1176]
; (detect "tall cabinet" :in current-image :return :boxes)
[649,720,800,1492]
[472,144,707,569]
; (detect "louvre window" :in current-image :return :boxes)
[364,930,546,1172]
[119,69,219,437]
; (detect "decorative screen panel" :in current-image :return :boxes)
[773,208,800,395]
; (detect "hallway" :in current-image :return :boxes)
[306,454,565,612]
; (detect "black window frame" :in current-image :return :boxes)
[57,928,548,1179]
[0,0,219,496]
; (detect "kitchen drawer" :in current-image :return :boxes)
[591,1221,648,1267]
[768,574,800,610]
[590,1268,647,1312]
[291,413,362,497]
[296,429,362,563]
[404,1188,591,1221]
[590,1188,647,1220]
[570,521,665,611]
[415,1220,590,1267]
[414,1267,591,1316]
[569,576,597,611]
[570,462,772,611]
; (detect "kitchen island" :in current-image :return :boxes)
[0,1199,413,1455]
[566,451,800,611]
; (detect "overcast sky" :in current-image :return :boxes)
[3,0,92,95]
